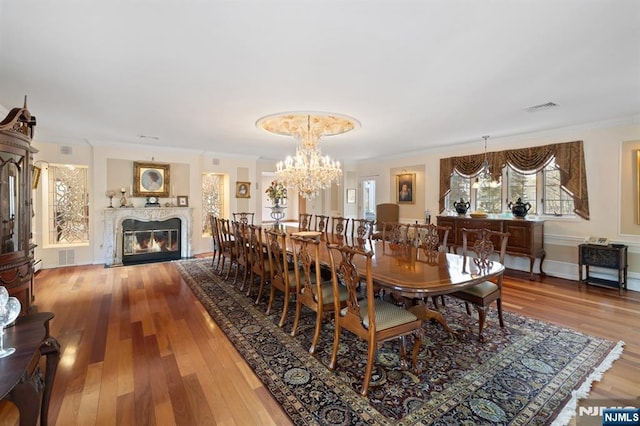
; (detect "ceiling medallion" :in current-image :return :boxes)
[256,112,359,200]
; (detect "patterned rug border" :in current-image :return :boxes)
[174,258,624,425]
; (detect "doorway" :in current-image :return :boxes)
[360,178,377,221]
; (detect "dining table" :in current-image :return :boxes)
[283,226,505,335]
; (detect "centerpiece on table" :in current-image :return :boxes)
[265,181,287,226]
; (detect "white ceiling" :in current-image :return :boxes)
[1,0,639,162]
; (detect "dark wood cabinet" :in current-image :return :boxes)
[437,215,545,279]
[0,103,37,315]
[578,243,628,294]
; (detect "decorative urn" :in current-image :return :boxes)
[508,197,531,218]
[453,198,470,216]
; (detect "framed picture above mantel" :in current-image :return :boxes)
[133,161,170,197]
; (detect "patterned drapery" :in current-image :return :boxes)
[439,140,589,219]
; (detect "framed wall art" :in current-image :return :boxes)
[346,188,356,204]
[396,172,416,204]
[133,162,170,197]
[177,195,189,207]
[236,181,251,198]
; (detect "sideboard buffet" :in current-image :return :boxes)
[437,215,545,279]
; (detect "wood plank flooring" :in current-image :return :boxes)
[1,260,639,425]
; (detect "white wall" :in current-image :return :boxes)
[30,118,640,291]
[355,117,640,290]
[32,140,261,267]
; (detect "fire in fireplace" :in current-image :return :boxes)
[122,218,181,265]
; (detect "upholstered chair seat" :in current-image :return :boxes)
[343,299,419,331]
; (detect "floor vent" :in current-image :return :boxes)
[58,249,75,266]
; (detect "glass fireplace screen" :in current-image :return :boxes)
[123,228,179,255]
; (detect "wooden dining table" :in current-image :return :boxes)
[284,226,505,334]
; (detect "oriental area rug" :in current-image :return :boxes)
[175,258,624,425]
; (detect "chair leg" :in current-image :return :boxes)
[278,289,290,328]
[239,265,249,291]
[476,305,487,337]
[290,300,302,337]
[224,258,233,280]
[255,275,266,305]
[361,342,376,396]
[497,298,504,328]
[411,329,423,373]
[246,271,255,296]
[266,286,276,316]
[309,308,323,354]
[329,325,341,370]
[399,336,408,361]
[464,301,472,315]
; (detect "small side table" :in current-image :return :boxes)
[0,312,60,426]
[578,243,628,295]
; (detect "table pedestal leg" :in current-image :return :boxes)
[408,303,457,335]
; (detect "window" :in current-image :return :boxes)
[439,141,588,219]
[202,173,224,234]
[445,157,574,217]
[506,165,537,214]
[448,172,471,211]
[542,160,574,215]
[475,175,502,214]
[47,164,89,245]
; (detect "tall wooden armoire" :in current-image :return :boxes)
[0,102,37,315]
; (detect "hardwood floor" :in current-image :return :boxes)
[1,260,639,425]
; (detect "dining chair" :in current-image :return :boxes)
[232,212,255,227]
[371,203,399,240]
[264,229,297,327]
[414,223,450,263]
[290,234,348,354]
[313,214,329,237]
[247,225,270,304]
[449,227,510,338]
[217,218,237,279]
[298,213,313,231]
[326,243,423,396]
[382,222,411,250]
[209,215,221,269]
[413,223,451,307]
[329,216,350,244]
[232,220,251,290]
[350,218,375,246]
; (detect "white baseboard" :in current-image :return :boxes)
[505,256,639,292]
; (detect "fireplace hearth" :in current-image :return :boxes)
[104,207,193,267]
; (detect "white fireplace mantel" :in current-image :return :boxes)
[104,207,193,266]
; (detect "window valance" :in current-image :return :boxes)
[439,140,589,219]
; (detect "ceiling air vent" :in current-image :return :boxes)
[59,145,73,155]
[525,102,558,112]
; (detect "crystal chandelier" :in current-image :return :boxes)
[256,112,359,200]
[472,135,500,189]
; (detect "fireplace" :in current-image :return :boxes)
[104,207,193,267]
[122,218,181,264]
